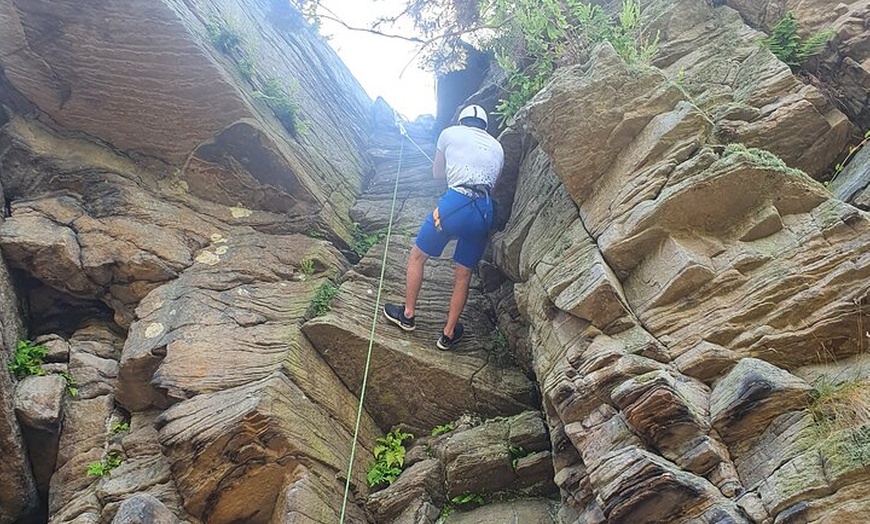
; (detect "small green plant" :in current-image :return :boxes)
[509,445,532,470]
[310,281,339,317]
[306,229,327,239]
[761,12,835,69]
[58,371,78,397]
[832,129,870,183]
[366,429,414,488]
[489,0,659,122]
[237,53,257,82]
[206,16,243,55]
[439,492,485,519]
[111,421,130,434]
[86,451,124,477]
[431,422,455,436]
[299,259,315,276]
[8,340,48,379]
[351,223,387,258]
[252,77,307,137]
[491,330,508,350]
[451,492,485,507]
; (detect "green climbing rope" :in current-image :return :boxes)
[338,126,406,523]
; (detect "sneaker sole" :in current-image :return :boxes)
[437,334,463,351]
[383,307,415,331]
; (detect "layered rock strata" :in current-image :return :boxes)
[490,1,870,521]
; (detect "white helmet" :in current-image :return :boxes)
[458,104,488,127]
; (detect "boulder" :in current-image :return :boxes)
[14,374,65,432]
[156,373,371,524]
[830,139,870,210]
[445,499,559,524]
[111,494,179,524]
[710,358,813,451]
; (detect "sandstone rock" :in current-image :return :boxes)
[14,374,65,432]
[35,334,71,363]
[431,411,555,499]
[49,394,115,516]
[590,446,737,523]
[156,373,371,524]
[0,0,372,242]
[611,371,728,476]
[711,359,813,450]
[111,494,179,524]
[0,369,38,524]
[367,459,445,523]
[830,138,870,210]
[725,0,870,129]
[303,235,536,431]
[116,231,348,410]
[269,465,369,523]
[445,499,559,524]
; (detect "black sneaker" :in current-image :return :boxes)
[437,323,464,350]
[383,303,415,331]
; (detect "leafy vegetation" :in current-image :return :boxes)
[439,492,486,518]
[253,77,308,137]
[310,281,339,317]
[366,429,414,487]
[86,451,124,477]
[761,12,835,69]
[8,340,48,379]
[491,329,507,350]
[485,0,659,122]
[509,445,532,470]
[111,421,130,434]
[299,259,315,276]
[58,371,78,397]
[351,223,387,258]
[206,15,244,54]
[430,422,454,436]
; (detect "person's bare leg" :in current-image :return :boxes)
[404,246,428,318]
[443,263,473,337]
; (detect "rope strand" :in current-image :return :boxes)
[338,127,405,524]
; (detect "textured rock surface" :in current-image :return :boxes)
[303,116,537,432]
[111,494,180,524]
[490,0,870,521]
[0,0,373,243]
[724,0,870,128]
[366,411,557,524]
[831,140,870,210]
[2,0,869,522]
[0,252,35,524]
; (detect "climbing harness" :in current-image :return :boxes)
[338,115,407,524]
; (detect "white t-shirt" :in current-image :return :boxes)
[436,125,504,191]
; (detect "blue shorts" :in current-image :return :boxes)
[415,189,493,268]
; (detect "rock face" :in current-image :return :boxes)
[723,0,870,129]
[0,0,372,244]
[490,0,870,522]
[1,0,869,522]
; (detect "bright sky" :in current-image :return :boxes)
[316,0,436,120]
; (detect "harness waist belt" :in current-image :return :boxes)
[453,184,491,198]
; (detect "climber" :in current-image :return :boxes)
[383,104,504,350]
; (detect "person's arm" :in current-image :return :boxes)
[433,149,446,180]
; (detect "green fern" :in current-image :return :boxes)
[762,12,835,68]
